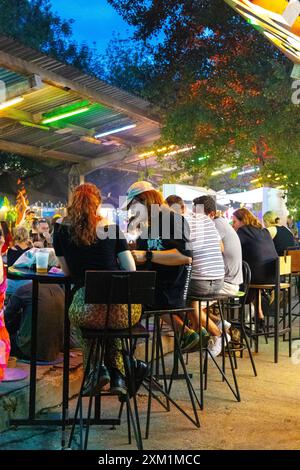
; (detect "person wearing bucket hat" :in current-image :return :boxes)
[123,181,208,352]
[121,181,157,211]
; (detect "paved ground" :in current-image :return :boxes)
[1,334,300,451]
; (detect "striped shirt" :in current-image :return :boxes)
[186,214,225,280]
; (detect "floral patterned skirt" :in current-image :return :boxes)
[69,287,141,374]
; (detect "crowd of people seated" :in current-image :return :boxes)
[0,182,298,393]
[1,214,64,363]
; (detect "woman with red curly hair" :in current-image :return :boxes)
[53,183,141,396]
[232,208,278,323]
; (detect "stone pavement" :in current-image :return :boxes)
[1,334,300,450]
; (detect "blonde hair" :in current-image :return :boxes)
[14,226,29,244]
[263,211,278,227]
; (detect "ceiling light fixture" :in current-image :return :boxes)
[41,106,90,124]
[0,96,24,110]
[95,123,136,139]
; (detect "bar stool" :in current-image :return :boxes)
[247,256,292,363]
[142,265,201,438]
[143,305,201,439]
[188,293,241,409]
[222,261,257,377]
[67,270,156,450]
[285,248,300,339]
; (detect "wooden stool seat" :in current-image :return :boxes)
[250,283,290,289]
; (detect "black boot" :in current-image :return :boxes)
[109,368,127,395]
[82,364,110,396]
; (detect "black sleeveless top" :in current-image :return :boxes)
[272,226,295,256]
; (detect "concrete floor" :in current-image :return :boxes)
[1,336,300,451]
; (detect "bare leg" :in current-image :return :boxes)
[258,291,264,320]
[189,301,221,336]
[161,313,191,334]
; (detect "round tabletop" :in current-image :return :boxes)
[8,266,70,283]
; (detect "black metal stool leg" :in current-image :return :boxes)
[240,305,257,377]
[169,315,200,428]
[218,301,241,402]
[145,315,158,439]
[288,284,292,357]
[68,338,95,448]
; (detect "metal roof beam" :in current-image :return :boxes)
[78,149,133,175]
[0,138,89,163]
[0,49,159,126]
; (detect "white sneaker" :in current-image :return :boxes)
[208,333,231,358]
[217,320,231,332]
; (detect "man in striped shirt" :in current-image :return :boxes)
[185,199,229,356]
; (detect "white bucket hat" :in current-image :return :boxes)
[121,181,157,210]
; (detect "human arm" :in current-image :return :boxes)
[132,249,192,266]
[53,222,71,276]
[56,256,71,277]
[115,225,136,271]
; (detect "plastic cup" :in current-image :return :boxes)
[36,250,49,274]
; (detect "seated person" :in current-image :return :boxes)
[263,211,295,256]
[4,283,64,362]
[7,226,32,267]
[185,198,228,357]
[6,226,32,297]
[124,181,207,353]
[232,208,278,325]
[29,218,39,240]
[54,183,148,396]
[165,194,186,216]
[195,196,243,296]
[33,219,53,248]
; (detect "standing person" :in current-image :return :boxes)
[0,231,10,381]
[232,208,278,324]
[263,211,295,255]
[123,181,206,352]
[53,183,147,396]
[0,221,13,254]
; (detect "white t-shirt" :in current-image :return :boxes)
[214,217,243,286]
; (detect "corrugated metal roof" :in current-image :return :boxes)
[0,35,160,170]
[0,35,155,114]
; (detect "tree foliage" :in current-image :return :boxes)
[0,0,103,75]
[107,0,300,210]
